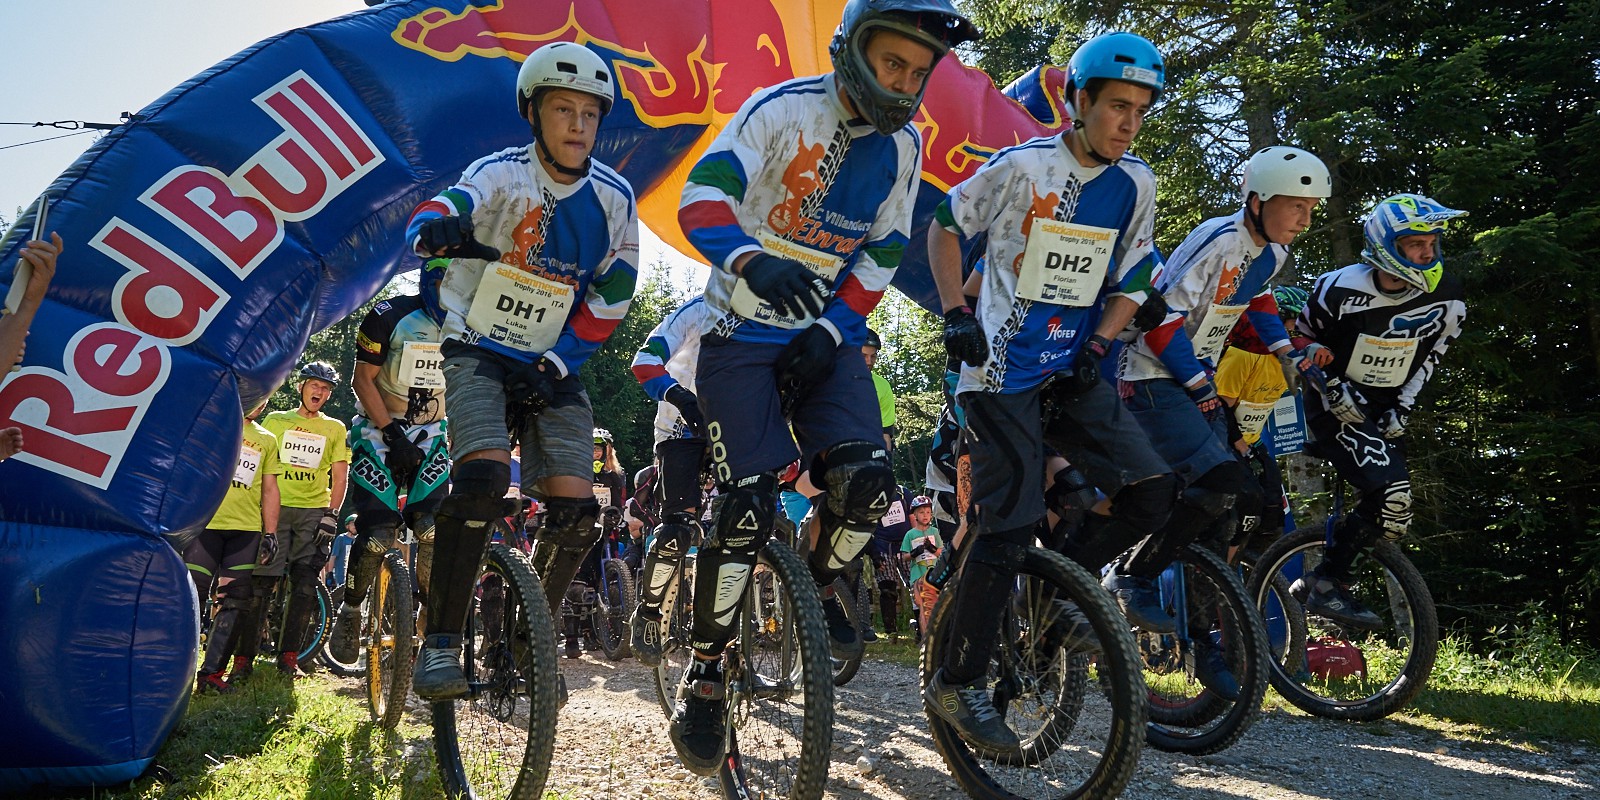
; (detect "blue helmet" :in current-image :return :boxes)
[420,258,448,324]
[1361,193,1468,292]
[1067,32,1165,106]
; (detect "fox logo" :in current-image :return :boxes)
[1386,303,1450,339]
[1337,425,1391,467]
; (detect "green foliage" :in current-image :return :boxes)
[267,286,399,425]
[580,268,686,474]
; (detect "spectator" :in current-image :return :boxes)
[0,231,61,461]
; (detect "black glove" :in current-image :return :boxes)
[1058,334,1111,397]
[1133,290,1169,332]
[381,420,425,479]
[258,532,279,566]
[942,305,988,366]
[775,323,839,388]
[742,253,830,320]
[506,357,558,411]
[316,509,339,542]
[1189,381,1226,424]
[418,214,501,261]
[601,506,623,530]
[663,383,704,434]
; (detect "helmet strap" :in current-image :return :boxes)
[529,98,591,180]
[1068,124,1117,166]
[1244,194,1274,245]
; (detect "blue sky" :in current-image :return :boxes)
[0,0,703,288]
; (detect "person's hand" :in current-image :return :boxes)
[775,323,838,388]
[942,306,988,366]
[664,383,704,434]
[742,253,829,320]
[0,427,23,459]
[1304,342,1333,367]
[1286,348,1328,393]
[1133,290,1169,332]
[317,508,339,540]
[1189,381,1227,424]
[258,532,280,566]
[601,506,623,530]
[1378,406,1409,439]
[506,357,558,410]
[417,215,501,261]
[18,232,61,307]
[1056,335,1111,397]
[1323,377,1367,424]
[381,420,425,478]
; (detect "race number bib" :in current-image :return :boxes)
[729,230,845,329]
[1345,335,1419,387]
[279,429,326,470]
[1191,303,1248,363]
[465,262,573,353]
[398,341,445,389]
[234,445,262,486]
[1016,221,1116,307]
[594,485,612,509]
[880,501,906,527]
[1234,398,1278,440]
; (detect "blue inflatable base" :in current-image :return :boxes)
[0,524,198,792]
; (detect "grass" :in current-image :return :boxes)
[40,609,1599,799]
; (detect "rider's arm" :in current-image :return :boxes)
[260,474,281,536]
[631,297,707,400]
[544,184,640,379]
[929,153,1013,313]
[329,460,349,512]
[1245,288,1294,357]
[1094,166,1161,345]
[678,99,782,273]
[815,134,922,346]
[352,362,394,429]
[404,151,512,256]
[1396,301,1466,411]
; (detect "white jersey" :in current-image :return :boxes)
[631,296,715,443]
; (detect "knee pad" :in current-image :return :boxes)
[812,503,875,575]
[1045,465,1099,515]
[1374,481,1412,540]
[289,565,322,597]
[357,523,399,554]
[1111,473,1178,533]
[541,496,602,550]
[649,511,697,560]
[655,437,708,511]
[409,512,437,544]
[451,459,512,502]
[706,473,778,553]
[820,440,895,524]
[217,579,254,606]
[966,527,1033,570]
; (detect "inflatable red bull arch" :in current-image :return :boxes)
[0,0,1072,787]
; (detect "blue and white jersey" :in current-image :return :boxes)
[1121,210,1292,387]
[406,144,639,376]
[935,134,1159,395]
[679,74,918,347]
[631,295,715,443]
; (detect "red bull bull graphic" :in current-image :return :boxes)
[0,3,1094,788]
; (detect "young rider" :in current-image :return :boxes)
[627,294,716,666]
[402,40,639,699]
[255,362,350,676]
[1114,146,1331,628]
[188,400,283,693]
[924,31,1177,751]
[668,0,977,773]
[1290,193,1467,628]
[328,258,452,665]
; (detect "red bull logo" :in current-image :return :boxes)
[916,61,1071,193]
[393,0,796,128]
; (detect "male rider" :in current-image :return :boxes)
[328,258,452,665]
[255,362,350,676]
[1290,193,1467,628]
[924,31,1178,751]
[403,40,639,699]
[669,0,978,773]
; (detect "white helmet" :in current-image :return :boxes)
[1241,146,1332,204]
[516,42,615,121]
